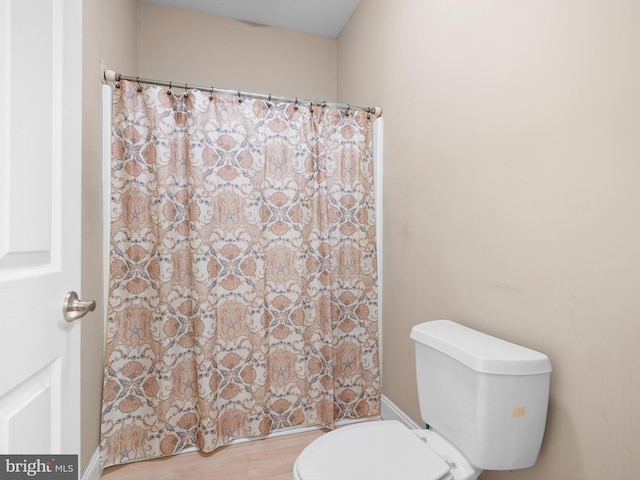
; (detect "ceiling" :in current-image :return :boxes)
[142,0,360,38]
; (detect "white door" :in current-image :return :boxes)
[0,0,83,458]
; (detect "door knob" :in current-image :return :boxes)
[63,291,96,322]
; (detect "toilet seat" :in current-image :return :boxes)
[293,420,454,480]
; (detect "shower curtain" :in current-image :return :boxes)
[100,80,379,468]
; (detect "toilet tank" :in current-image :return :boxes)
[410,320,552,471]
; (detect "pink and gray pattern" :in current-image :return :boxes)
[100,80,379,468]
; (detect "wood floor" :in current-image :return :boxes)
[101,429,327,480]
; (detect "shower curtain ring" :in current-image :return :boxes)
[209,86,214,101]
[168,81,173,95]
[184,82,188,98]
[238,90,243,103]
[136,76,142,92]
[294,97,299,110]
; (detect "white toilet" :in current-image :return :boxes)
[293,319,552,480]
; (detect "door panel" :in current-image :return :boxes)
[0,359,61,453]
[0,0,82,457]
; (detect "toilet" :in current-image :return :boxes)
[293,319,552,480]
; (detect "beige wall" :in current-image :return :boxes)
[339,1,640,479]
[81,0,138,471]
[80,1,640,478]
[137,3,337,100]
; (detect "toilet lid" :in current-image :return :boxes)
[295,421,452,480]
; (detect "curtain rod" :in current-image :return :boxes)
[103,70,382,118]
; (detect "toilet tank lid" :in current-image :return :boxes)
[410,320,552,375]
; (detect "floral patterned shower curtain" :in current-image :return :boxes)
[100,80,379,468]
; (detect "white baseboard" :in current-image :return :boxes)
[380,394,422,430]
[81,447,102,480]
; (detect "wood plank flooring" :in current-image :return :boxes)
[101,429,327,480]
